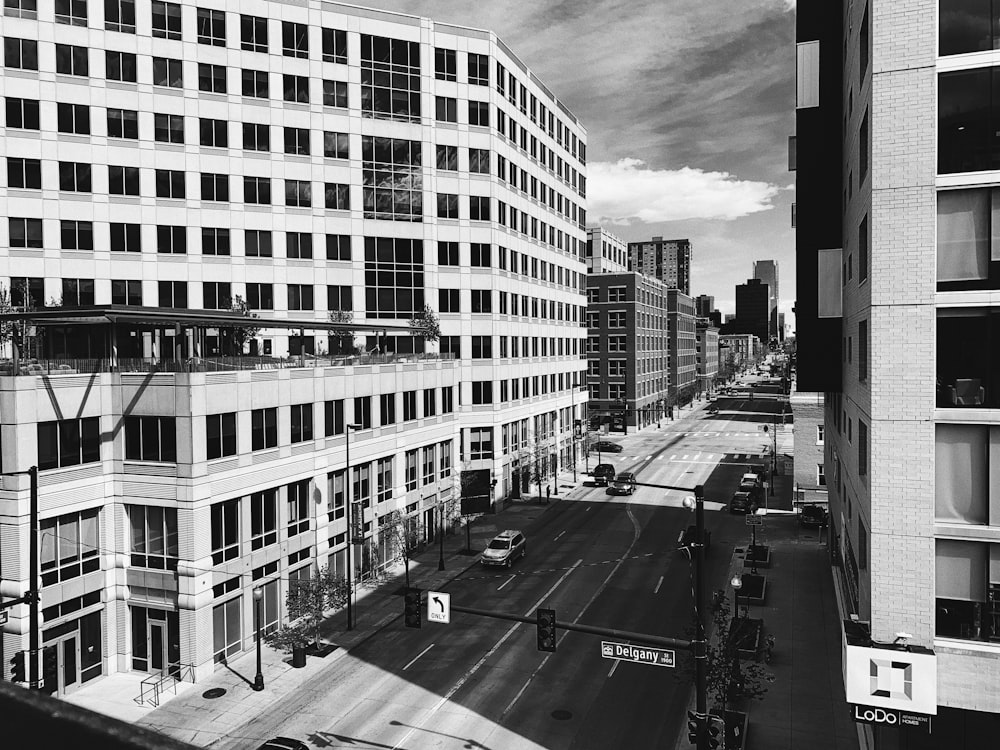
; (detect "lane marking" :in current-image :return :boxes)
[497,574,516,591]
[654,575,664,594]
[554,530,566,541]
[393,561,582,750]
[402,643,434,671]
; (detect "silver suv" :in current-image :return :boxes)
[481,529,527,568]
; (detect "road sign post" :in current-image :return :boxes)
[600,641,675,668]
[427,591,451,624]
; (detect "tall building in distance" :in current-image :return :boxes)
[586,227,629,274]
[735,278,770,345]
[797,1,1000,742]
[694,294,715,318]
[752,259,779,340]
[0,0,587,692]
[627,237,692,294]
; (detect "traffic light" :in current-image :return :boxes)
[707,721,722,749]
[536,607,556,652]
[686,711,699,744]
[41,645,58,694]
[9,650,26,682]
[404,587,422,628]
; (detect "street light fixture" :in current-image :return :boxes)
[345,422,362,631]
[731,574,744,621]
[252,586,264,691]
[682,488,709,749]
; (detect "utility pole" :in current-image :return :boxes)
[0,466,40,688]
[694,484,708,749]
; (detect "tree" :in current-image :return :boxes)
[328,309,355,355]
[409,304,440,342]
[222,295,260,356]
[263,566,348,653]
[0,284,14,354]
[379,509,423,588]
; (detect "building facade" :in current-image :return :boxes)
[790,389,826,509]
[735,278,770,345]
[0,0,587,692]
[718,333,760,371]
[627,237,692,294]
[666,289,697,409]
[586,272,669,432]
[798,1,1000,743]
[694,294,715,318]
[586,226,628,274]
[752,259,779,340]
[695,318,719,394]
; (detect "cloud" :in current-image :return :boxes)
[588,159,781,225]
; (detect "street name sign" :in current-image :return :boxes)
[745,514,763,526]
[600,641,675,668]
[427,591,450,624]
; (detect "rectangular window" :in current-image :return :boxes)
[241,14,267,53]
[859,110,869,183]
[402,390,417,422]
[106,50,136,81]
[55,0,87,25]
[438,241,459,265]
[423,388,436,418]
[376,457,393,503]
[245,229,273,258]
[471,291,492,314]
[282,21,308,58]
[468,101,489,127]
[247,283,273,310]
[252,407,277,450]
[59,162,92,192]
[422,445,435,485]
[250,489,278,549]
[152,1,181,39]
[322,27,347,63]
[324,131,349,159]
[37,417,100,470]
[353,463,371,508]
[439,441,452,479]
[795,40,819,109]
[436,96,457,123]
[202,279,231,306]
[437,145,458,171]
[243,176,271,204]
[286,232,312,259]
[201,173,229,202]
[210,499,239,564]
[817,464,826,486]
[324,399,345,436]
[127,506,177,571]
[57,102,90,134]
[4,36,38,69]
[361,34,421,122]
[437,193,458,219]
[472,381,493,404]
[442,387,454,414]
[124,416,176,462]
[468,52,488,86]
[107,109,138,139]
[435,48,456,81]
[60,278,96,307]
[469,427,493,460]
[152,56,182,87]
[6,97,40,129]
[405,449,418,491]
[362,136,422,221]
[287,283,314,311]
[198,63,226,93]
[283,74,309,103]
[196,7,225,46]
[285,179,312,207]
[288,480,310,536]
[469,196,490,221]
[154,113,184,144]
[242,69,269,98]
[7,157,41,189]
[60,222,94,251]
[817,425,825,445]
[155,169,185,199]
[323,79,348,108]
[858,420,868,477]
[363,237,424,319]
[469,148,490,174]
[354,396,372,429]
[156,225,186,254]
[206,413,237,459]
[325,183,350,210]
[439,289,459,313]
[9,218,43,248]
[110,223,140,253]
[40,509,99,587]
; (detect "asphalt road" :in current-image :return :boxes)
[217,394,790,750]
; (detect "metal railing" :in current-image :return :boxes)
[135,663,194,708]
[2,352,455,377]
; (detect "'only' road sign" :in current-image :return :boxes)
[427,591,450,624]
[600,641,675,668]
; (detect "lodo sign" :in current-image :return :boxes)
[844,644,937,715]
[851,704,931,731]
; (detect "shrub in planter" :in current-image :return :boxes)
[265,566,348,658]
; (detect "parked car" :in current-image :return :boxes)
[257,739,309,750]
[592,440,624,453]
[678,524,711,555]
[481,529,527,568]
[592,463,616,486]
[799,504,829,527]
[730,490,758,514]
[609,471,637,495]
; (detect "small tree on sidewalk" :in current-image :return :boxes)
[704,593,774,718]
[264,566,348,653]
[379,509,423,588]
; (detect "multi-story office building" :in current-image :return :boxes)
[694,318,719,394]
[718,333,760,370]
[790,389,827,509]
[752,259,779,340]
[797,1,1000,743]
[627,236,691,294]
[586,226,628,274]
[0,0,587,692]
[666,289,697,408]
[736,277,770,345]
[695,294,715,319]
[586,272,669,432]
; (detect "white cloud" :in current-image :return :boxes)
[588,158,781,225]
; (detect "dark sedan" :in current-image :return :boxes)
[591,440,623,453]
[799,504,829,527]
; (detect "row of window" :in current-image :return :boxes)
[463,371,586,406]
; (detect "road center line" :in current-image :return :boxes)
[654,575,664,594]
[554,530,565,541]
[402,643,434,671]
[393,560,582,750]
[497,574,516,591]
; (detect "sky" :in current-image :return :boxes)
[351,0,797,328]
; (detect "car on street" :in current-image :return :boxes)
[678,524,711,555]
[730,490,758,514]
[592,463,616,486]
[799,504,829,527]
[480,529,527,568]
[591,440,623,453]
[257,739,309,750]
[609,471,637,495]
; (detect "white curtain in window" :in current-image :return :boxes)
[935,424,988,523]
[936,539,987,601]
[938,189,989,282]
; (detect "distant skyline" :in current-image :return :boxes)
[351,0,797,328]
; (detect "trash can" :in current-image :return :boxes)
[292,645,307,668]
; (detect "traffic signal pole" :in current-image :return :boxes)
[28,466,39,689]
[693,484,709,750]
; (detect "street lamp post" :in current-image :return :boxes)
[682,486,708,749]
[345,423,362,631]
[731,574,743,621]
[252,586,264,691]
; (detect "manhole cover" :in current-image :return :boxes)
[202,688,226,700]
[551,709,572,721]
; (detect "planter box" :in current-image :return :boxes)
[738,573,767,605]
[730,616,764,661]
[743,544,770,569]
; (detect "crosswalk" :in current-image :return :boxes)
[614,452,769,463]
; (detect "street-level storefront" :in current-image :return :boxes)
[40,605,103,695]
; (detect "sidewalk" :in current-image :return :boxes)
[62,472,591,746]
